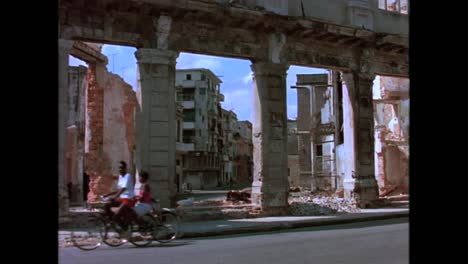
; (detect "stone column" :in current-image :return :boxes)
[251,62,290,215]
[59,39,73,216]
[341,71,379,208]
[135,48,178,208]
[294,87,313,190]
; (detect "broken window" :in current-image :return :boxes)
[316,145,323,156]
[186,74,191,80]
[378,0,408,14]
[177,88,195,101]
[400,0,408,14]
[183,109,195,122]
[183,130,195,144]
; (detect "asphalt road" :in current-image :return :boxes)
[59,217,409,264]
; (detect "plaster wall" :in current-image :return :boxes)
[102,73,137,183]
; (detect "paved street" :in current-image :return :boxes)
[59,217,408,264]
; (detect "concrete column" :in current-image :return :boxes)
[341,72,379,208]
[135,48,179,208]
[59,39,74,216]
[294,87,313,190]
[251,62,290,214]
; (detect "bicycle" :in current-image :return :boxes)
[70,197,180,250]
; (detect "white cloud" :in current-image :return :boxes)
[242,72,253,84]
[177,54,222,72]
[221,87,253,121]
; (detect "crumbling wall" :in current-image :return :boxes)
[380,76,409,100]
[373,75,409,195]
[234,138,253,184]
[102,73,137,188]
[85,66,137,203]
[385,145,407,188]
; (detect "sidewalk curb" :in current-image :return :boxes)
[178,212,409,239]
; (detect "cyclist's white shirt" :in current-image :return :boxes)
[118,173,134,199]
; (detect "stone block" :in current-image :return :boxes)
[149,166,169,181]
[150,151,169,166]
[358,151,372,165]
[151,92,169,106]
[358,164,374,178]
[150,137,169,151]
[269,140,284,153]
[266,167,288,181]
[266,152,286,166]
[150,106,169,121]
[268,101,285,112]
[150,122,169,136]
[269,86,282,100]
[261,192,288,207]
[152,78,170,91]
[270,127,285,139]
[359,118,372,130]
[359,106,372,118]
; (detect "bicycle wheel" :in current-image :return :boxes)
[70,215,104,251]
[128,219,154,247]
[102,222,126,247]
[154,212,179,243]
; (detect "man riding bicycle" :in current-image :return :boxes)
[102,161,135,238]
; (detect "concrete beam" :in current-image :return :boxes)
[70,41,108,64]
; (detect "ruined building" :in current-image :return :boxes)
[60,0,408,214]
[233,121,254,186]
[176,69,224,190]
[291,72,339,192]
[64,42,137,207]
[289,71,409,199]
[220,109,238,186]
[175,102,186,193]
[373,75,409,196]
[175,69,253,190]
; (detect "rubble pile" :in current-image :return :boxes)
[289,192,360,216]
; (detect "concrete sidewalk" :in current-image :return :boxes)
[58,208,408,246]
[177,208,408,238]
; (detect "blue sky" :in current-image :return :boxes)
[69,44,328,122]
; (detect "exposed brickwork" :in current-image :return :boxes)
[84,63,105,202]
[83,65,137,203]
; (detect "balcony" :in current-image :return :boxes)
[176,142,194,152]
[181,101,195,109]
[183,122,195,129]
[181,80,196,87]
